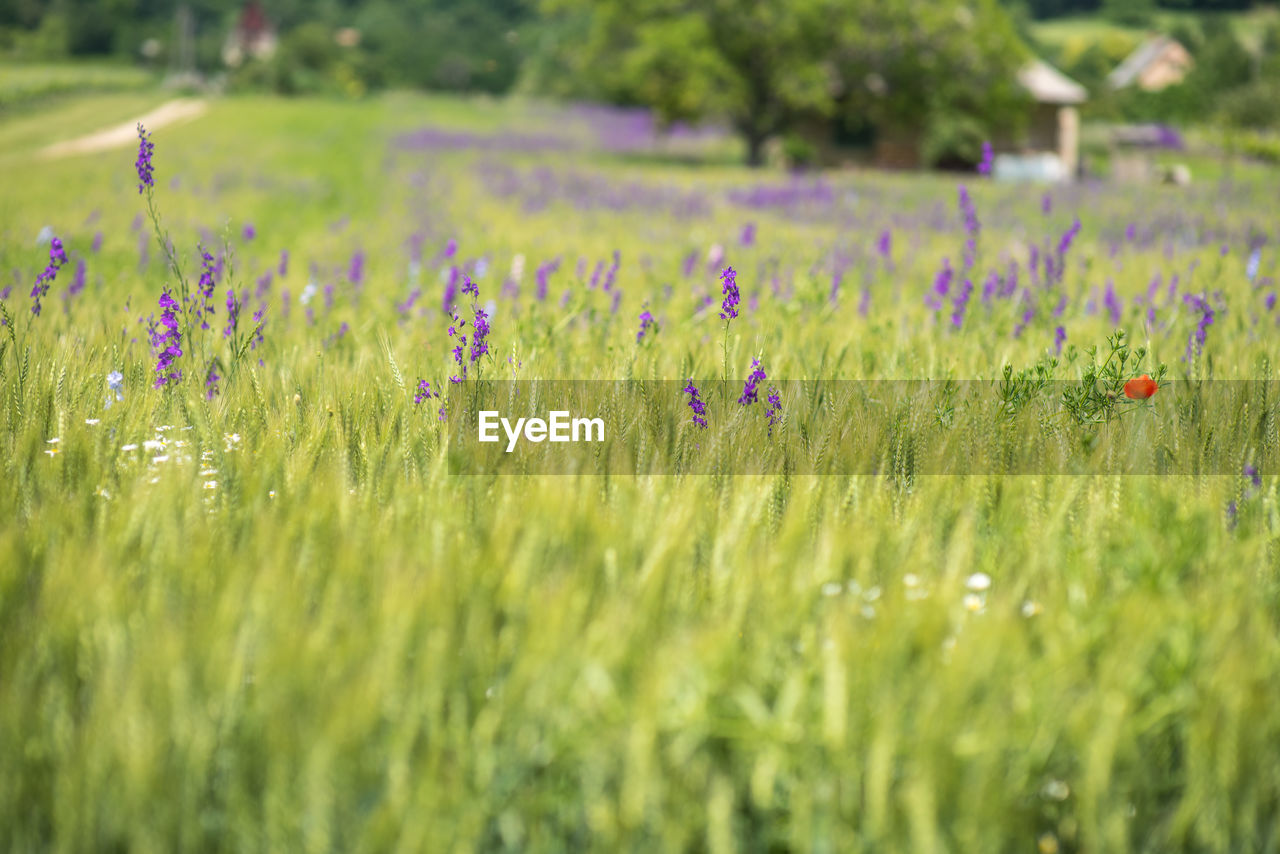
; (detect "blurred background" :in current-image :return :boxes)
[2,0,1280,176]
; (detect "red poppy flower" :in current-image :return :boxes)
[1124,374,1158,400]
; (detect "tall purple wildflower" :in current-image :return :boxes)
[152,289,182,387]
[636,305,657,342]
[1103,279,1122,325]
[977,141,994,175]
[950,278,974,329]
[279,250,289,277]
[602,250,621,291]
[739,358,766,405]
[684,380,708,429]
[205,363,220,400]
[719,266,740,321]
[442,266,459,313]
[135,124,155,193]
[765,387,782,436]
[224,289,240,338]
[535,257,560,301]
[470,305,490,364]
[30,236,68,316]
[740,222,756,246]
[1183,292,1216,360]
[958,185,980,272]
[413,379,438,405]
[1054,325,1066,355]
[877,229,893,268]
[926,257,953,313]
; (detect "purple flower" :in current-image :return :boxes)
[926,257,953,313]
[602,250,621,292]
[681,250,699,278]
[135,124,155,193]
[950,278,973,329]
[442,266,460,313]
[535,258,560,301]
[1183,292,1216,360]
[740,222,756,246]
[205,363,220,400]
[194,247,216,329]
[1104,280,1122,325]
[443,238,457,260]
[684,380,708,428]
[1247,248,1261,284]
[92,232,103,253]
[977,141,994,175]
[250,307,265,351]
[413,379,438,405]
[469,296,490,366]
[242,223,256,241]
[1054,325,1066,355]
[719,266,740,321]
[1245,463,1262,490]
[348,251,365,287]
[152,288,182,387]
[30,236,68,316]
[765,387,782,436]
[224,289,241,338]
[739,358,766,405]
[279,250,289,277]
[461,274,479,298]
[636,306,657,342]
[877,229,892,267]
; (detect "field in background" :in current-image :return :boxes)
[1031,6,1280,59]
[2,92,1280,851]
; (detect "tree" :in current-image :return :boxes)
[538,0,1027,167]
[540,0,836,166]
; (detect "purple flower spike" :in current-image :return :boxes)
[719,266,740,321]
[152,288,183,387]
[977,141,994,175]
[135,124,155,193]
[765,387,782,436]
[636,306,657,342]
[684,380,708,429]
[30,236,68,316]
[738,358,766,406]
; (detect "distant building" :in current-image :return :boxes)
[1108,36,1194,92]
[1013,58,1088,178]
[223,1,277,68]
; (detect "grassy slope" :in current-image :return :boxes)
[1032,6,1280,59]
[1,92,1279,852]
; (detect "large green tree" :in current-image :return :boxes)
[538,0,1028,166]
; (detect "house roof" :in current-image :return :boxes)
[1018,59,1088,105]
[1108,36,1186,89]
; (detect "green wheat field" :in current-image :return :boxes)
[2,92,1280,852]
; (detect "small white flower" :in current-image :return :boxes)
[143,439,165,452]
[965,572,992,592]
[1041,780,1070,802]
[156,425,173,432]
[44,448,58,457]
[121,443,139,451]
[203,480,218,490]
[152,454,170,463]
[46,437,60,444]
[200,468,218,476]
[863,585,882,602]
[860,604,876,619]
[903,573,920,588]
[1021,600,1043,618]
[268,490,277,499]
[820,581,843,597]
[963,593,986,613]
[85,418,100,425]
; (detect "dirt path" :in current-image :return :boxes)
[38,98,208,160]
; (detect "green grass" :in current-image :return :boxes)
[0,62,157,110]
[2,91,1280,852]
